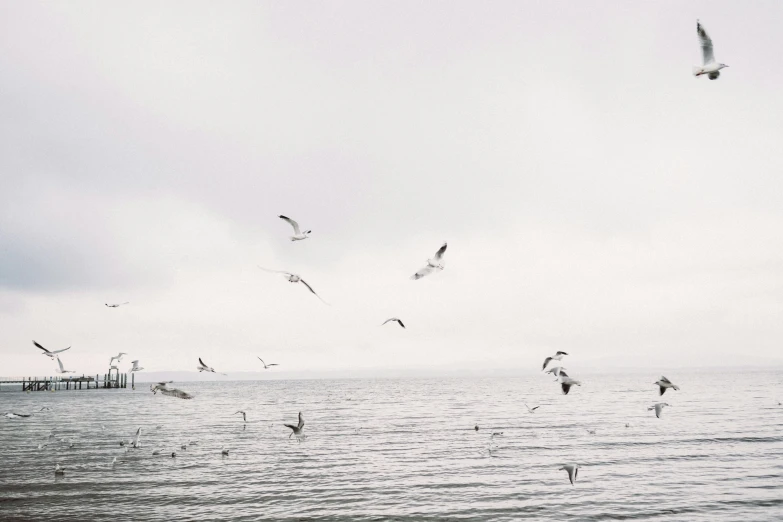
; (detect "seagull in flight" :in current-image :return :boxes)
[525,404,540,414]
[560,376,581,395]
[105,302,129,308]
[278,215,311,241]
[235,411,247,423]
[284,412,305,439]
[654,376,680,396]
[33,340,70,359]
[693,20,728,80]
[382,318,405,329]
[411,243,447,280]
[109,352,127,365]
[258,267,328,304]
[130,360,144,372]
[257,357,279,369]
[648,403,672,419]
[4,412,32,419]
[151,382,194,400]
[197,358,226,375]
[55,357,75,374]
[542,351,568,370]
[545,366,566,378]
[560,464,580,485]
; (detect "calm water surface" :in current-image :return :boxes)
[1,371,782,520]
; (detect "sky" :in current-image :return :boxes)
[2,1,783,378]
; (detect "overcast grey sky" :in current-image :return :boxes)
[2,1,783,377]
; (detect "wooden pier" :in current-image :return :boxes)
[0,372,135,392]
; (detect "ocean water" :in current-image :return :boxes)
[1,371,782,521]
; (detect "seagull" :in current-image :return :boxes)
[525,404,540,414]
[110,457,117,468]
[382,318,405,329]
[411,243,447,280]
[693,20,728,80]
[109,352,127,365]
[105,302,129,308]
[40,407,51,412]
[258,267,328,304]
[654,376,680,396]
[586,429,596,435]
[257,357,279,369]
[4,412,31,419]
[33,340,70,359]
[171,452,177,458]
[151,382,194,400]
[221,447,230,456]
[542,351,568,370]
[474,424,479,432]
[55,357,75,374]
[131,427,142,449]
[648,403,672,419]
[197,358,226,375]
[491,432,504,437]
[284,412,305,439]
[545,366,566,377]
[560,376,582,395]
[54,464,65,476]
[278,215,311,241]
[560,464,579,485]
[152,449,161,455]
[235,411,247,423]
[129,360,144,372]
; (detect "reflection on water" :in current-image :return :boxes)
[1,371,782,520]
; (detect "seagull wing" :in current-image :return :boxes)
[278,215,301,235]
[267,363,279,366]
[51,347,71,355]
[397,320,405,329]
[561,383,572,395]
[198,358,207,368]
[133,427,141,447]
[298,412,305,429]
[33,341,51,354]
[660,376,671,383]
[258,266,293,276]
[381,318,394,326]
[697,20,715,64]
[542,357,553,370]
[162,387,193,399]
[299,279,328,304]
[531,406,540,412]
[655,404,663,418]
[555,351,568,356]
[257,357,267,367]
[56,357,65,372]
[659,386,666,396]
[411,265,436,280]
[433,243,447,261]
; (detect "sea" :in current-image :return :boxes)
[1,370,782,521]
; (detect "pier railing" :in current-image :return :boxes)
[0,373,135,391]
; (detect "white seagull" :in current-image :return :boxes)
[151,382,194,400]
[33,340,70,359]
[525,404,540,414]
[382,318,405,329]
[542,351,568,370]
[411,243,447,280]
[560,376,581,395]
[54,464,65,476]
[654,376,680,396]
[545,366,567,378]
[55,357,75,374]
[130,360,144,372]
[648,403,672,419]
[109,352,127,365]
[235,411,247,423]
[221,447,230,456]
[257,357,279,369]
[130,427,142,449]
[278,215,311,241]
[105,302,129,308]
[258,267,328,304]
[197,358,225,374]
[693,20,728,80]
[560,464,580,486]
[284,412,305,439]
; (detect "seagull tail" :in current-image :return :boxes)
[692,66,704,77]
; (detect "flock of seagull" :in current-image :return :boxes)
[8,20,733,485]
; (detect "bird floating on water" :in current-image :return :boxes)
[693,20,728,80]
[54,464,65,476]
[411,243,447,280]
[654,376,680,396]
[221,447,230,456]
[258,267,329,304]
[257,357,278,369]
[542,351,568,370]
[105,302,129,308]
[648,403,672,419]
[278,215,311,241]
[4,412,31,419]
[284,412,305,439]
[560,464,579,485]
[33,340,70,359]
[55,357,75,374]
[382,318,405,329]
